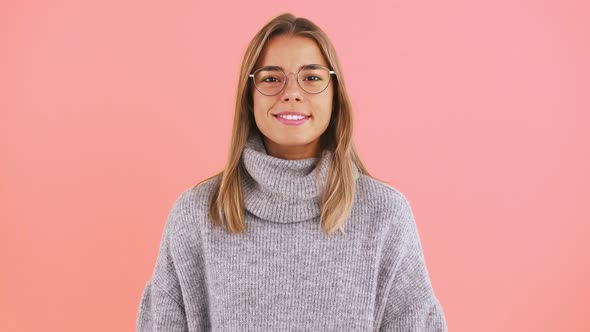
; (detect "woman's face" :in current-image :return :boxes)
[251,35,334,160]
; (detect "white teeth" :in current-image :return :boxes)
[278,115,305,120]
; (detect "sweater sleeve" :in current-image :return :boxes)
[136,281,188,332]
[136,194,191,332]
[377,194,448,332]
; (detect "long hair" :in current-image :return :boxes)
[200,13,373,234]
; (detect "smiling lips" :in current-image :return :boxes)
[273,112,311,126]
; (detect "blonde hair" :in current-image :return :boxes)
[199,13,373,234]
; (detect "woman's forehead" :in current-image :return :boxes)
[257,35,328,69]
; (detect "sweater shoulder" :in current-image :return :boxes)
[165,176,220,235]
[356,174,414,224]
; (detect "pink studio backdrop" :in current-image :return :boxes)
[1,0,588,331]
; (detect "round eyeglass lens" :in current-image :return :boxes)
[297,66,331,94]
[253,68,286,96]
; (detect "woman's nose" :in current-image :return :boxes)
[281,72,302,101]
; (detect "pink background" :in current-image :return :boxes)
[2,0,588,331]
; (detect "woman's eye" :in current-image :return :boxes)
[305,75,321,81]
[262,76,281,83]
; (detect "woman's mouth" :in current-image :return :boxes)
[273,114,311,126]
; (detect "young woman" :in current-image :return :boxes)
[137,13,448,332]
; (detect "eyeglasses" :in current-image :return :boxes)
[249,64,335,96]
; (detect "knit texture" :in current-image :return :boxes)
[136,132,448,331]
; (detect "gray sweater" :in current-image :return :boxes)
[136,132,448,331]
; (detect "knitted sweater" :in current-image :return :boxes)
[136,132,448,331]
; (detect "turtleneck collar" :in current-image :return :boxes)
[240,131,359,223]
